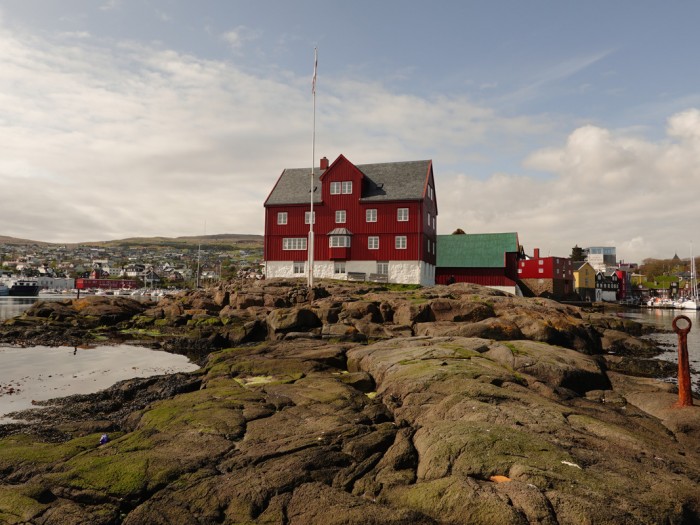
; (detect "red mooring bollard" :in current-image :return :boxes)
[671,315,694,407]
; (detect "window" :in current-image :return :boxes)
[368,236,379,250]
[293,261,305,274]
[304,211,315,224]
[366,209,377,222]
[395,236,407,249]
[335,210,346,223]
[341,181,352,194]
[397,208,409,221]
[427,213,432,228]
[283,238,307,250]
[329,236,351,248]
[330,182,341,195]
[377,261,389,275]
[432,215,436,229]
[538,259,544,265]
[334,261,346,274]
[277,212,288,225]
[428,185,433,200]
[538,268,544,274]
[427,239,431,252]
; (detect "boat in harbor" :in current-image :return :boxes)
[8,279,40,297]
[679,245,698,311]
[0,282,9,296]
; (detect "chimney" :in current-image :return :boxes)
[534,248,540,259]
[320,157,329,170]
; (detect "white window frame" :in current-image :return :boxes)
[366,209,377,222]
[395,236,407,249]
[397,208,409,222]
[283,238,307,250]
[304,211,315,224]
[335,210,346,223]
[368,236,379,250]
[330,182,341,195]
[334,261,346,274]
[428,185,433,200]
[293,261,305,274]
[329,236,351,248]
[377,261,389,275]
[341,181,352,194]
[277,212,288,225]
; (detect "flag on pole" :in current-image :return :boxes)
[312,47,317,94]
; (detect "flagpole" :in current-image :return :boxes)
[308,47,317,288]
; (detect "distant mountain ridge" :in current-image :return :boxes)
[0,234,263,246]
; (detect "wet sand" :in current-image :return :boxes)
[0,344,199,423]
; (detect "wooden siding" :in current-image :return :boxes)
[264,155,436,267]
[265,200,432,262]
[435,268,515,286]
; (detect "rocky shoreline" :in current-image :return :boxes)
[0,280,698,524]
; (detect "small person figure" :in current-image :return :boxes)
[99,433,109,446]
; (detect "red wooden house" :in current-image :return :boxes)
[264,154,437,284]
[517,248,574,298]
[435,232,522,294]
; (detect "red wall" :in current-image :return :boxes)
[265,201,427,262]
[264,156,436,265]
[435,268,515,286]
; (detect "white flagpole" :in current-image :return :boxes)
[308,48,317,288]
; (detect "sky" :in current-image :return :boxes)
[2,1,700,263]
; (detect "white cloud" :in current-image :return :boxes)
[221,26,259,52]
[100,0,121,11]
[439,114,700,262]
[1,19,697,266]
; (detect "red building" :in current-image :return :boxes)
[435,232,523,294]
[517,248,574,298]
[76,278,138,290]
[264,154,437,284]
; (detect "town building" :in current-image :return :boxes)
[435,232,522,294]
[596,270,619,301]
[584,246,616,272]
[264,155,437,285]
[573,262,596,302]
[517,248,574,299]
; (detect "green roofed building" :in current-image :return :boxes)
[436,232,523,295]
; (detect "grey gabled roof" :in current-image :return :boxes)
[264,158,432,206]
[265,168,323,206]
[328,228,353,235]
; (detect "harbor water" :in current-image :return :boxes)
[0,296,199,423]
[615,308,700,393]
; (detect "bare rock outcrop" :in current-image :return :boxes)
[1,279,697,524]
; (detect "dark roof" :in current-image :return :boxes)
[265,158,432,206]
[436,233,519,268]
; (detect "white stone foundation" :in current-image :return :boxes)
[264,260,435,286]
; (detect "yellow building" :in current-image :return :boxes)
[573,261,596,301]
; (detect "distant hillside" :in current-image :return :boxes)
[0,235,50,246]
[0,234,263,248]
